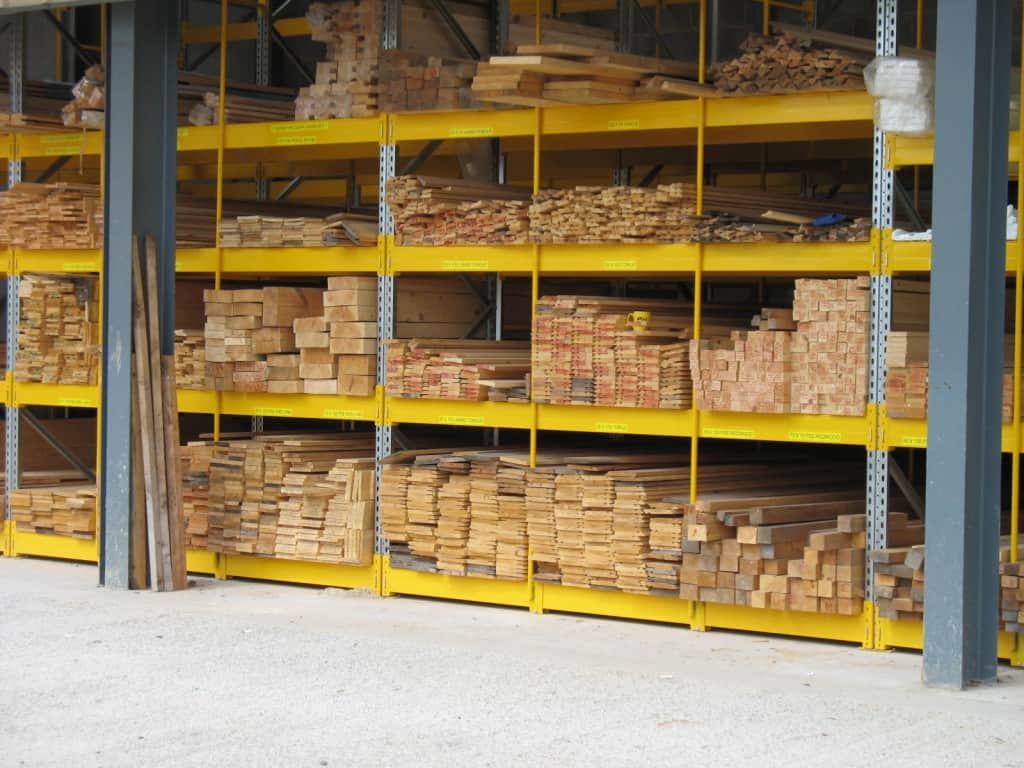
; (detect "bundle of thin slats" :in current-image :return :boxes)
[472,44,711,107]
[16,274,99,385]
[189,91,296,126]
[321,212,379,246]
[886,331,1016,422]
[385,339,531,401]
[220,216,328,248]
[710,32,866,95]
[386,175,532,246]
[532,295,693,408]
[0,76,74,133]
[9,484,97,538]
[378,50,480,113]
[529,184,701,244]
[0,184,101,249]
[174,329,206,390]
[131,237,187,591]
[296,0,383,120]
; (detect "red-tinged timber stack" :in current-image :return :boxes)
[532,295,693,408]
[385,339,531,401]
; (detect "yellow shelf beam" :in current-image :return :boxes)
[703,602,867,644]
[877,617,1017,661]
[388,397,532,429]
[384,561,533,607]
[537,404,693,437]
[535,583,694,624]
[220,391,377,421]
[9,530,98,563]
[220,245,378,274]
[14,382,99,409]
[882,416,1019,453]
[700,410,872,447]
[887,131,1021,169]
[222,553,377,589]
[887,239,1019,274]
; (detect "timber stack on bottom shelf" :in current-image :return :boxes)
[386,340,531,401]
[382,449,887,615]
[16,274,100,385]
[180,433,375,564]
[10,484,97,539]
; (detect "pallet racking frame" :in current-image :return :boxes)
[0,0,1020,666]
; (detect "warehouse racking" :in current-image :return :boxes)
[0,0,1020,669]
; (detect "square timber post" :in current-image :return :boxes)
[924,0,1012,687]
[100,0,178,588]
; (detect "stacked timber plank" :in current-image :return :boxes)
[529,184,701,243]
[188,92,295,126]
[174,329,206,390]
[190,433,376,564]
[710,32,865,95]
[472,44,711,107]
[386,176,531,245]
[220,217,329,248]
[180,442,212,550]
[0,184,101,249]
[999,549,1024,632]
[870,544,927,621]
[16,274,99,385]
[886,331,1016,422]
[10,485,97,538]
[296,0,383,120]
[0,76,74,133]
[385,340,530,401]
[532,295,693,408]
[378,50,479,113]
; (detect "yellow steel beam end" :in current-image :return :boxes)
[214,553,228,580]
[690,600,707,631]
[378,554,394,596]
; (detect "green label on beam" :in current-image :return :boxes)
[901,435,927,447]
[788,430,843,444]
[603,260,637,271]
[276,135,318,146]
[595,422,628,433]
[448,126,495,138]
[442,260,489,270]
[271,121,329,133]
[323,409,366,420]
[57,398,93,408]
[607,119,641,131]
[702,427,755,439]
[254,407,293,417]
[439,414,486,426]
[61,262,96,272]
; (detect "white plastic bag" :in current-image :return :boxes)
[874,97,933,136]
[864,56,935,99]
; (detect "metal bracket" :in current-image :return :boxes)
[425,0,480,60]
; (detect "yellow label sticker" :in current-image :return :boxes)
[901,435,927,447]
[61,262,96,272]
[702,427,756,439]
[324,408,366,420]
[788,430,843,443]
[442,260,489,270]
[270,121,329,134]
[595,422,628,433]
[276,135,318,146]
[254,407,293,417]
[603,260,637,271]
[607,119,641,131]
[439,414,486,426]
[57,397,94,408]
[448,126,495,138]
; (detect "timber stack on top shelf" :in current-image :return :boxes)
[2,0,1020,664]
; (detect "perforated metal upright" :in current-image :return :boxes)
[865,0,897,605]
[4,13,26,533]
[374,0,400,559]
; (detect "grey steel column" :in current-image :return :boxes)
[866,0,897,607]
[923,0,1011,688]
[100,0,179,587]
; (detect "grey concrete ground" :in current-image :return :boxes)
[1,558,1022,768]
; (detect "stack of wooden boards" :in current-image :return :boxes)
[710,30,866,95]
[386,177,872,246]
[187,91,295,126]
[180,433,375,565]
[16,274,99,386]
[471,44,711,107]
[385,176,531,245]
[532,295,695,409]
[378,50,480,113]
[296,0,383,119]
[10,485,97,538]
[886,331,1016,421]
[690,278,917,416]
[529,184,701,243]
[0,184,102,249]
[1000,551,1024,632]
[382,449,894,616]
[385,340,531,401]
[174,329,206,390]
[202,282,379,396]
[220,211,377,248]
[0,76,74,133]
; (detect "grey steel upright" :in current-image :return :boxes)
[924,0,1012,688]
[100,0,179,587]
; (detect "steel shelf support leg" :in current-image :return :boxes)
[865,0,897,647]
[375,143,396,587]
[100,0,179,588]
[923,0,1011,689]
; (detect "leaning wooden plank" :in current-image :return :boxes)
[162,353,187,590]
[130,367,148,590]
[131,241,164,591]
[145,236,173,589]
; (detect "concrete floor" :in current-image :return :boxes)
[1,559,1023,768]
